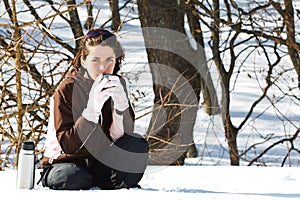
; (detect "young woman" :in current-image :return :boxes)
[39,29,149,190]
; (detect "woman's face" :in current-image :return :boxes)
[81,45,116,80]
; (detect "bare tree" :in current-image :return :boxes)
[272,0,300,89]
[11,0,23,165]
[195,0,300,166]
[0,0,124,168]
[1,0,299,169]
[184,0,220,115]
[109,0,121,31]
[84,0,94,29]
[0,0,149,169]
[1,0,79,168]
[138,0,219,165]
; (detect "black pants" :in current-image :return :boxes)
[41,133,149,190]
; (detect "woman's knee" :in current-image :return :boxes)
[137,136,149,153]
[116,133,149,153]
[45,163,92,190]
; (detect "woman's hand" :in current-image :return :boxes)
[82,74,110,123]
[102,75,129,113]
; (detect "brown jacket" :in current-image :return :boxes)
[41,68,135,168]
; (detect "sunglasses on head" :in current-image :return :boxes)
[86,29,115,39]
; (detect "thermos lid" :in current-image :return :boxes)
[22,141,34,150]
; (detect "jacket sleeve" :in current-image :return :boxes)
[53,79,110,154]
[43,96,62,163]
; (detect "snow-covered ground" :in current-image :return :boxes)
[1,165,300,200]
[1,1,300,199]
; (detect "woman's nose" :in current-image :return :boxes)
[98,62,107,71]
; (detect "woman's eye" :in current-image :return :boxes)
[106,58,114,63]
[90,58,114,64]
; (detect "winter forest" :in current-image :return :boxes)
[0,0,300,172]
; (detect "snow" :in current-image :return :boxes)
[1,1,300,199]
[1,166,300,199]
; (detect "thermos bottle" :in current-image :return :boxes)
[16,141,35,189]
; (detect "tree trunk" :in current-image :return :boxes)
[84,0,94,30]
[224,116,239,165]
[138,0,202,165]
[184,0,220,115]
[211,0,239,165]
[109,0,121,31]
[283,0,300,89]
[11,0,24,167]
[67,0,84,48]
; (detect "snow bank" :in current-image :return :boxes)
[1,165,300,200]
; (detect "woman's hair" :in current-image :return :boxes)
[73,28,125,75]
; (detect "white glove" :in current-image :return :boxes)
[101,75,129,113]
[82,74,110,123]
